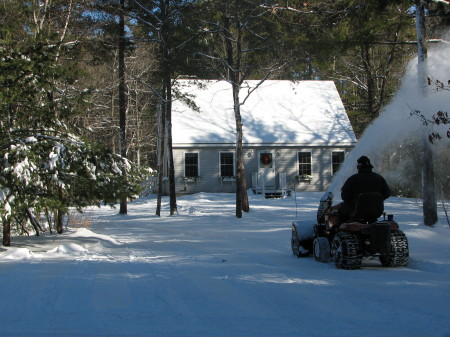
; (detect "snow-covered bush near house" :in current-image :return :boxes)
[0,192,449,337]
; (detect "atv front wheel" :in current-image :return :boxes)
[313,237,331,262]
[331,232,362,270]
[379,230,409,267]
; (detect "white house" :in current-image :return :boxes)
[167,79,357,196]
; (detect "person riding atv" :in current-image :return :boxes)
[329,155,390,227]
[291,155,409,269]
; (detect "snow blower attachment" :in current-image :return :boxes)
[291,220,315,257]
[291,192,409,269]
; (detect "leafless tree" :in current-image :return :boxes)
[415,0,438,226]
[196,0,292,217]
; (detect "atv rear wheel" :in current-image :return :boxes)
[331,232,362,270]
[313,237,331,262]
[379,230,409,267]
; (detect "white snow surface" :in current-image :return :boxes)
[172,80,357,146]
[0,192,449,337]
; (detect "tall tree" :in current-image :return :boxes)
[300,0,417,136]
[130,0,201,215]
[130,0,175,215]
[415,0,438,226]
[159,0,177,215]
[196,0,293,217]
[155,92,166,217]
[118,0,129,214]
[0,0,144,244]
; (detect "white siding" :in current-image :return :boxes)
[172,146,354,194]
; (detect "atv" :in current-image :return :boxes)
[291,192,409,270]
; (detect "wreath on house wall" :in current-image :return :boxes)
[260,153,272,165]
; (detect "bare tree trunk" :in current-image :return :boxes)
[44,207,53,234]
[223,14,249,218]
[161,0,177,216]
[156,98,166,216]
[18,219,30,236]
[441,186,449,226]
[415,0,438,226]
[422,140,438,225]
[165,83,177,215]
[234,86,244,219]
[25,208,44,235]
[233,84,249,215]
[361,43,376,117]
[2,217,11,246]
[56,209,64,234]
[119,0,128,215]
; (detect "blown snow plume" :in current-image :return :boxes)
[329,39,450,199]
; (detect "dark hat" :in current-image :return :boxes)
[357,155,373,170]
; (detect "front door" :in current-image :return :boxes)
[258,150,275,188]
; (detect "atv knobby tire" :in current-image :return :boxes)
[379,230,409,267]
[332,232,362,270]
[313,237,331,262]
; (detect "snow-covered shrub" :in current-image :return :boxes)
[0,41,146,244]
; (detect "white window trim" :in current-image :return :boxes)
[184,151,200,178]
[219,151,235,178]
[297,151,313,176]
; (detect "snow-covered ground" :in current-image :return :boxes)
[0,192,449,337]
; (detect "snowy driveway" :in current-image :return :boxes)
[0,192,449,337]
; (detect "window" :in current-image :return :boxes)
[185,152,199,177]
[332,151,345,175]
[220,152,234,177]
[298,152,312,175]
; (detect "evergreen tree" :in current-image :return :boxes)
[129,0,203,216]
[0,1,145,245]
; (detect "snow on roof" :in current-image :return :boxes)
[172,80,357,146]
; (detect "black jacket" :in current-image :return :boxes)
[341,168,390,206]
